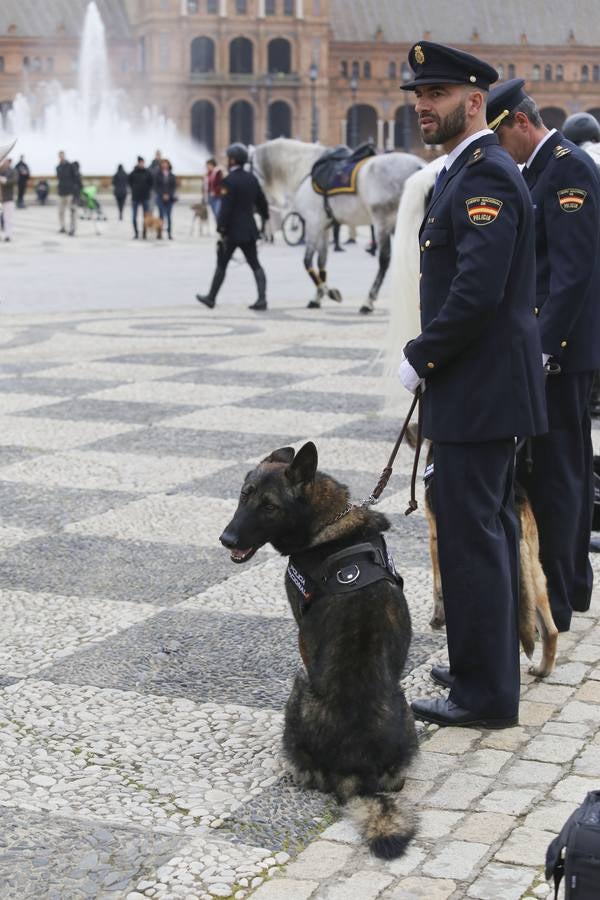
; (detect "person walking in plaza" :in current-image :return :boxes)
[196,143,270,311]
[112,163,129,220]
[15,155,30,209]
[205,157,224,229]
[0,157,17,241]
[69,161,82,236]
[153,158,177,240]
[128,156,153,240]
[397,43,547,728]
[56,150,76,235]
[486,81,600,632]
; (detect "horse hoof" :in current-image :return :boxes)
[328,288,343,303]
[359,305,373,315]
[307,300,321,309]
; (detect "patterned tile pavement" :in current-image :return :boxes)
[0,304,598,899]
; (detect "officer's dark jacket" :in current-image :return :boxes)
[217,167,269,243]
[405,133,547,443]
[524,130,600,373]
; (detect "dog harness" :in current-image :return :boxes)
[287,534,402,611]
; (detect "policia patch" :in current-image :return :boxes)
[557,188,587,212]
[465,196,503,225]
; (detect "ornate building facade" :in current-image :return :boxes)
[1,0,600,157]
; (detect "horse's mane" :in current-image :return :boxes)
[252,138,325,207]
[583,141,600,167]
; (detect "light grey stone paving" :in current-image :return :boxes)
[0,300,598,900]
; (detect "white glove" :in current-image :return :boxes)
[398,351,425,394]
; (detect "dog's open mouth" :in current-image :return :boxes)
[230,547,258,564]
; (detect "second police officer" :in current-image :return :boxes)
[486,80,600,632]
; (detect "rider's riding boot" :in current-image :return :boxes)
[249,267,267,310]
[196,267,225,309]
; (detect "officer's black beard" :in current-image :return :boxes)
[421,101,467,145]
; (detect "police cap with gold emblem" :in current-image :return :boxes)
[401,41,498,92]
[486,78,527,131]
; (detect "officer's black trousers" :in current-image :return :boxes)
[434,439,520,718]
[217,238,261,273]
[517,371,594,632]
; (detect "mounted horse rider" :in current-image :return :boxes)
[196,143,270,311]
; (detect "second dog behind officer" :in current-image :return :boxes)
[196,143,269,311]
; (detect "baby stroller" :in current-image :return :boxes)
[79,184,107,234]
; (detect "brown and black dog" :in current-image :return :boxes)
[406,427,558,677]
[220,442,418,859]
[143,211,163,239]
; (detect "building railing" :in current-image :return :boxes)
[189,71,301,85]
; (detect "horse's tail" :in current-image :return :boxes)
[345,793,417,860]
[381,157,444,411]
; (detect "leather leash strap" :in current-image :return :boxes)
[368,386,423,516]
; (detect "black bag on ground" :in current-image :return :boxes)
[546,790,600,898]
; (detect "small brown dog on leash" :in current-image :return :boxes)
[190,202,210,236]
[143,211,163,239]
[406,426,558,677]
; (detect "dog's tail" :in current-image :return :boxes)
[345,793,417,859]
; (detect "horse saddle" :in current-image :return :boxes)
[311,143,376,196]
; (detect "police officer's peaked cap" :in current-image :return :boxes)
[401,41,498,92]
[226,142,248,165]
[562,112,600,145]
[486,78,527,130]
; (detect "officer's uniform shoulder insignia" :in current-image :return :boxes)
[557,187,587,212]
[466,147,486,166]
[465,196,503,225]
[553,144,572,159]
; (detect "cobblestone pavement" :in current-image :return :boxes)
[0,302,598,900]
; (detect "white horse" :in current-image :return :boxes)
[252,138,425,313]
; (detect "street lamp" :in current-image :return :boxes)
[401,64,412,150]
[265,71,273,141]
[309,60,318,143]
[349,73,358,147]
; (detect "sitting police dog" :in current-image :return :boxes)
[220,442,418,859]
[406,426,558,677]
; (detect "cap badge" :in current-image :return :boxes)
[469,75,477,83]
[414,44,425,64]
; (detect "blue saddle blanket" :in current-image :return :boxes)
[311,143,376,196]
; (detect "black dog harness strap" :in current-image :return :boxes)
[287,535,402,609]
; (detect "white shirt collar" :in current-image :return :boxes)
[526,128,557,168]
[444,128,493,172]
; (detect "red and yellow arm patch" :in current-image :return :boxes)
[557,188,587,212]
[465,196,503,225]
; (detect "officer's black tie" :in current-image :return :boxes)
[432,166,448,201]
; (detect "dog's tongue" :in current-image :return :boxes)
[230,547,255,563]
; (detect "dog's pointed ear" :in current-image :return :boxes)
[286,441,318,486]
[262,447,296,465]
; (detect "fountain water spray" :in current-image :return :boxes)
[0,2,206,174]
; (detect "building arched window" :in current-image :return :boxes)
[191,36,215,73]
[544,64,552,81]
[556,64,563,81]
[496,64,504,80]
[187,0,198,10]
[340,60,348,77]
[235,0,247,13]
[582,64,590,82]
[508,63,516,78]
[230,36,253,74]
[268,37,291,74]
[0,57,5,73]
[266,0,276,12]
[284,0,294,13]
[532,64,540,80]
[594,65,600,82]
[351,60,359,78]
[388,61,396,79]
[363,61,371,79]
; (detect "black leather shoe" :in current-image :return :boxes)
[196,294,215,309]
[411,697,518,729]
[430,665,454,688]
[248,301,267,311]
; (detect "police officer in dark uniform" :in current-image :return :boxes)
[487,80,600,631]
[398,44,547,728]
[196,143,270,311]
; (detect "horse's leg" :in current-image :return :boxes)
[304,239,326,308]
[360,224,392,315]
[317,235,342,304]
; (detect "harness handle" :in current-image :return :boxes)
[367,386,423,515]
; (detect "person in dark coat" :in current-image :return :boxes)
[196,143,270,310]
[398,43,547,729]
[15,155,30,208]
[487,80,600,631]
[153,158,177,239]
[0,158,17,241]
[112,164,128,220]
[56,150,76,235]
[128,156,153,239]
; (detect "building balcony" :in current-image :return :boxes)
[189,71,301,86]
